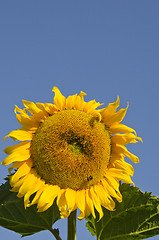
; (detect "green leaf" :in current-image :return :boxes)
[86,183,159,240]
[0,179,61,238]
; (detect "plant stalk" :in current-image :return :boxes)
[49,227,62,240]
[67,210,77,240]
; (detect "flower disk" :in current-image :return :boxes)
[31,110,111,190]
[2,86,142,220]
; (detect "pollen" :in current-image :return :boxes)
[30,109,111,190]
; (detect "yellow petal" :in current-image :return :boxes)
[38,195,57,212]
[112,133,142,145]
[74,91,87,110]
[65,188,76,212]
[38,199,56,212]
[35,102,45,110]
[110,159,134,176]
[17,173,37,198]
[105,175,123,202]
[78,91,87,98]
[90,186,103,220]
[107,168,133,184]
[124,150,140,163]
[30,185,48,206]
[35,103,49,117]
[94,183,115,211]
[57,190,69,218]
[15,105,28,116]
[44,103,58,115]
[66,94,77,109]
[76,190,85,215]
[2,150,30,165]
[52,87,66,110]
[22,100,48,124]
[8,161,24,174]
[110,123,137,135]
[11,173,30,191]
[110,152,124,162]
[56,190,66,209]
[32,111,48,123]
[38,185,60,206]
[24,178,45,207]
[106,174,120,192]
[112,144,139,163]
[19,169,41,200]
[101,96,120,116]
[85,189,95,219]
[15,105,39,129]
[83,100,103,114]
[10,160,32,185]
[101,179,122,203]
[4,141,30,155]
[22,100,42,114]
[103,103,129,126]
[4,130,32,142]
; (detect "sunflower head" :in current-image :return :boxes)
[2,87,142,220]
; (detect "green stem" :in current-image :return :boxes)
[67,210,77,240]
[49,227,62,240]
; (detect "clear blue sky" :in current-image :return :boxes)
[0,1,159,240]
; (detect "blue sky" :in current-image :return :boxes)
[0,1,159,239]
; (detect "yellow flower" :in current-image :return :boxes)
[2,87,142,220]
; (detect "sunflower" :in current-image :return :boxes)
[2,87,142,220]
